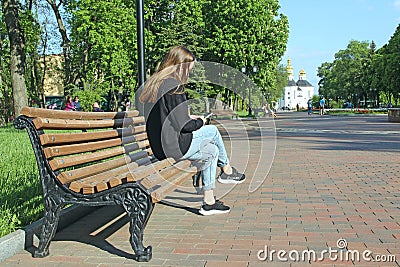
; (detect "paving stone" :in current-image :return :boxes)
[1,113,399,266]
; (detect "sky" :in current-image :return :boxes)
[279,0,400,93]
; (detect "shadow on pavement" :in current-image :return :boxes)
[51,206,137,260]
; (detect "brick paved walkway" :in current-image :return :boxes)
[1,112,399,266]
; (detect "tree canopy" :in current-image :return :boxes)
[0,0,289,119]
[317,24,400,108]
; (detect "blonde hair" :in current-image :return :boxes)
[140,46,195,103]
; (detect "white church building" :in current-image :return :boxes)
[278,59,315,110]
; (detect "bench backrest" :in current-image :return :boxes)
[18,107,197,201]
[20,107,154,193]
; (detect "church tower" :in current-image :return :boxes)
[299,69,306,80]
[286,58,295,81]
[278,58,315,110]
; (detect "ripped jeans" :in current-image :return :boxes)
[181,125,229,191]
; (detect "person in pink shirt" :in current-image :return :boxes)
[65,96,75,111]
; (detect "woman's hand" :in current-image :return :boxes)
[199,116,207,124]
[190,115,206,124]
[190,115,200,119]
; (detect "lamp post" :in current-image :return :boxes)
[135,0,145,114]
[241,65,258,116]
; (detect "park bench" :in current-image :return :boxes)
[210,108,238,119]
[13,107,198,262]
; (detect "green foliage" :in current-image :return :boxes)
[312,95,320,108]
[373,24,400,104]
[318,24,400,107]
[318,40,374,106]
[203,0,289,91]
[0,20,13,124]
[143,0,288,110]
[272,64,288,101]
[0,125,42,238]
[68,0,138,107]
[72,81,106,111]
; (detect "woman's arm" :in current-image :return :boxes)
[164,91,203,133]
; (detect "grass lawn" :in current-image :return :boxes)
[0,124,42,238]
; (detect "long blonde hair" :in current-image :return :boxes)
[140,46,195,103]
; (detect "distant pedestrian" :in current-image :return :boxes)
[125,97,131,110]
[65,96,75,111]
[319,97,326,115]
[120,96,131,111]
[262,102,277,118]
[92,101,103,112]
[307,99,313,115]
[73,96,81,111]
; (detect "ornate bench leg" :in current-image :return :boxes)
[114,188,154,262]
[34,196,62,258]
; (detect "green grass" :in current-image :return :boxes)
[237,110,257,117]
[0,124,43,238]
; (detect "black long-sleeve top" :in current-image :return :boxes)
[144,78,204,160]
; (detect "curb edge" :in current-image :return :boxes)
[0,205,98,263]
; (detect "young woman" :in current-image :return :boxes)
[140,46,245,215]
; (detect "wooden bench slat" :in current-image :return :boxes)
[126,158,176,182]
[48,147,124,171]
[151,166,198,202]
[21,107,139,120]
[69,162,134,194]
[43,135,149,159]
[44,138,121,158]
[68,158,154,194]
[74,163,136,194]
[58,156,129,185]
[68,179,85,193]
[33,117,144,130]
[140,160,192,189]
[39,128,147,145]
[57,151,150,184]
[70,157,154,194]
[124,140,150,153]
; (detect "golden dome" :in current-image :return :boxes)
[286,58,293,72]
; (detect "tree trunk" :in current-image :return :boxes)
[2,0,29,116]
[46,0,71,95]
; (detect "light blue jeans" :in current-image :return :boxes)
[181,125,229,191]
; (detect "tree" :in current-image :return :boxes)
[375,24,400,105]
[20,3,45,108]
[0,0,290,115]
[0,8,12,125]
[202,0,288,110]
[204,0,288,78]
[45,0,72,94]
[145,0,208,70]
[2,0,29,116]
[68,0,137,110]
[272,64,287,101]
[317,40,371,107]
